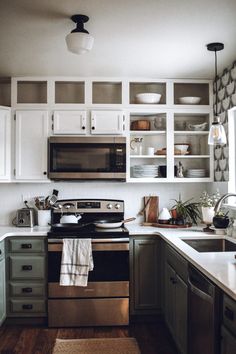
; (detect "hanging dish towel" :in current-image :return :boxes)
[60,238,94,287]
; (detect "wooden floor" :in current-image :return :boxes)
[0,322,178,354]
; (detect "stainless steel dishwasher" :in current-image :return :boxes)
[188,265,221,354]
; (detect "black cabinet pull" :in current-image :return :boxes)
[43,171,47,175]
[224,306,234,321]
[21,243,32,249]
[0,249,2,255]
[82,126,85,130]
[22,287,33,293]
[22,304,33,310]
[22,265,32,271]
[91,126,95,130]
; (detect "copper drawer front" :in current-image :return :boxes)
[48,281,129,298]
[48,298,129,327]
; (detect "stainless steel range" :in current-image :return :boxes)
[47,199,129,327]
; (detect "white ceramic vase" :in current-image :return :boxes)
[201,207,215,224]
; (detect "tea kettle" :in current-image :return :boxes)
[60,214,82,224]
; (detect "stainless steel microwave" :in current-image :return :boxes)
[48,136,126,181]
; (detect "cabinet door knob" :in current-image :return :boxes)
[91,126,95,130]
[22,287,33,293]
[22,265,32,271]
[22,304,33,310]
[82,126,85,130]
[43,171,47,175]
[21,243,32,249]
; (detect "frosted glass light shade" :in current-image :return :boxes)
[66,32,94,54]
[208,118,227,145]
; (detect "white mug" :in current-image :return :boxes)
[147,147,154,156]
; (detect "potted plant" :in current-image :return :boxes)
[171,195,201,225]
[213,210,230,229]
[199,190,221,227]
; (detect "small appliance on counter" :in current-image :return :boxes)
[16,207,35,227]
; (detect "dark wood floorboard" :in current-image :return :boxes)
[0,323,178,354]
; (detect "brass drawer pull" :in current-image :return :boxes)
[22,304,33,310]
[21,243,32,249]
[22,287,33,293]
[22,265,32,271]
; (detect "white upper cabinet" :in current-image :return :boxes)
[53,110,87,135]
[90,110,125,135]
[15,110,49,181]
[0,108,11,181]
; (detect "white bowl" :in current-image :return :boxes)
[187,122,208,131]
[178,96,201,105]
[174,143,190,154]
[135,93,161,104]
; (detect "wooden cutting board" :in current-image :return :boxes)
[144,196,159,223]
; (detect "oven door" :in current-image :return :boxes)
[48,136,126,180]
[47,241,129,327]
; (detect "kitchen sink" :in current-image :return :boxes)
[181,238,236,252]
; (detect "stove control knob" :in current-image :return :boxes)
[107,203,113,209]
[115,203,121,209]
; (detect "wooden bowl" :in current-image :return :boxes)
[131,120,150,131]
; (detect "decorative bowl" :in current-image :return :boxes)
[135,93,161,104]
[187,122,208,131]
[174,143,190,154]
[178,96,201,105]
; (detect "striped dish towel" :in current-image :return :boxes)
[59,238,94,287]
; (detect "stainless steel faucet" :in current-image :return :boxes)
[214,193,236,214]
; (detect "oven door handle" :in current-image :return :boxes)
[48,242,129,252]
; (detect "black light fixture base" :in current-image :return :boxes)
[71,15,89,24]
[207,42,224,52]
[70,14,90,34]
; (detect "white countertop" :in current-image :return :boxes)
[126,224,236,301]
[0,224,236,301]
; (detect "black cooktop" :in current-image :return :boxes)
[47,223,129,239]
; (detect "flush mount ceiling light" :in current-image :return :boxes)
[66,14,94,55]
[207,42,227,146]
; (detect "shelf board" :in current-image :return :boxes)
[127,177,167,183]
[174,155,210,158]
[130,155,166,158]
[130,130,166,135]
[174,131,209,135]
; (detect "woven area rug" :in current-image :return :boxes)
[52,337,141,354]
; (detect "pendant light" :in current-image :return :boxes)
[66,15,94,55]
[207,42,227,145]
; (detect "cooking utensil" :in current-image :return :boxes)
[48,189,59,206]
[138,197,151,216]
[94,217,136,229]
[60,214,82,224]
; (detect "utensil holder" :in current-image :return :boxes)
[38,210,51,226]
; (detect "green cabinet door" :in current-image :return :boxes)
[130,236,161,315]
[175,274,188,354]
[221,326,236,354]
[165,263,175,336]
[0,242,6,325]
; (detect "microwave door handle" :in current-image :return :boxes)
[81,114,86,131]
[91,114,96,131]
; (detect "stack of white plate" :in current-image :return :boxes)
[186,169,206,178]
[132,165,159,178]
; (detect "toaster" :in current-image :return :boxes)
[16,208,35,227]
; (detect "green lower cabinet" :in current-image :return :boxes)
[164,245,188,354]
[130,236,161,315]
[0,241,6,326]
[6,237,47,320]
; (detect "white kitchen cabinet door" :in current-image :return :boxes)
[15,110,49,180]
[53,110,87,135]
[0,108,10,181]
[90,110,124,135]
